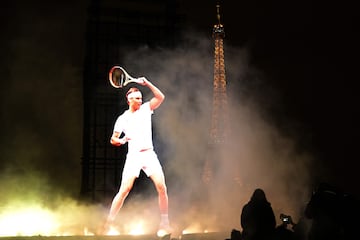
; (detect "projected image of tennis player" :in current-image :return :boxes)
[103,68,171,235]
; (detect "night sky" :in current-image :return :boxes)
[1,0,358,210]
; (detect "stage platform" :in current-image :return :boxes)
[0,232,229,240]
[0,235,161,240]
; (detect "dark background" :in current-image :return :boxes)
[1,0,358,201]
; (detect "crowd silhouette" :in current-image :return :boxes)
[229,183,360,240]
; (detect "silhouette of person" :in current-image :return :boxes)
[275,214,296,240]
[304,182,359,240]
[241,188,276,240]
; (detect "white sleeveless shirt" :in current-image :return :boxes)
[113,102,154,153]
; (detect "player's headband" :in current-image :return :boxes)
[127,91,142,100]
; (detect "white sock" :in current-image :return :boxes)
[160,214,169,225]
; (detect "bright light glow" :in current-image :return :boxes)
[0,205,156,237]
[106,226,121,236]
[182,223,203,234]
[0,205,58,236]
[128,221,145,235]
[83,227,95,236]
[157,229,168,237]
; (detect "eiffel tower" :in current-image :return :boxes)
[202,2,229,184]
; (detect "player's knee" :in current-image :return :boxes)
[156,183,167,194]
[119,185,132,195]
[114,190,127,201]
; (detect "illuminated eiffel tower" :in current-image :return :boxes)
[202,2,229,184]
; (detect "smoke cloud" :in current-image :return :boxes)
[0,10,314,234]
[119,32,314,231]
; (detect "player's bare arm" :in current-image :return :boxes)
[110,131,129,146]
[138,77,165,110]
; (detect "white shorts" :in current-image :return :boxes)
[122,149,164,180]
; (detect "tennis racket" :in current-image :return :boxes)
[108,66,144,88]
